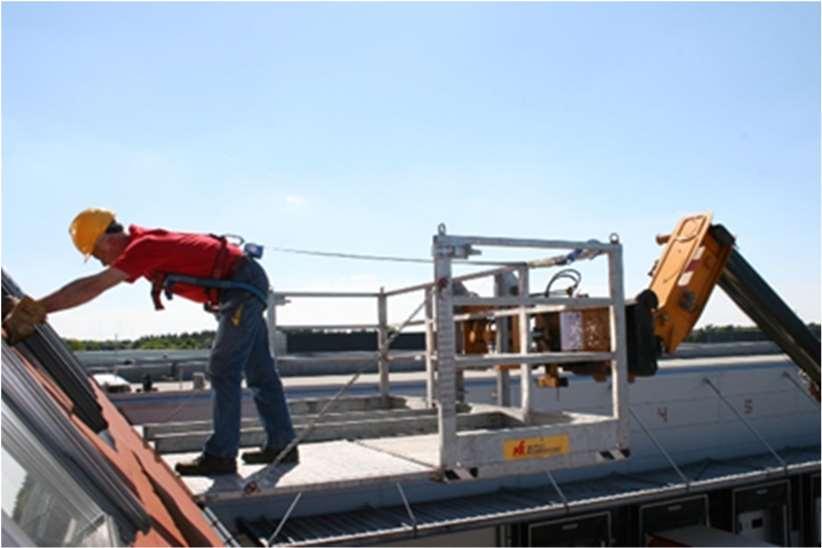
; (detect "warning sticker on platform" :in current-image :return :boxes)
[503,434,570,461]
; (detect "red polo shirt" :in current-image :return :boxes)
[111,225,244,303]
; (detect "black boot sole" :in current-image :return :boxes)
[242,448,299,465]
[175,465,237,476]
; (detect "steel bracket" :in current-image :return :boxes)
[267,491,302,546]
[396,482,418,537]
[703,378,787,472]
[434,243,481,259]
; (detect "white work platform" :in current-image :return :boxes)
[162,408,620,505]
[163,437,438,504]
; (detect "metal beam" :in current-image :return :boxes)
[703,378,786,470]
[268,492,302,546]
[455,351,614,369]
[518,266,533,423]
[144,407,437,438]
[629,407,690,489]
[154,411,508,453]
[396,482,417,536]
[275,291,380,298]
[377,288,389,401]
[424,288,436,409]
[546,470,569,512]
[435,234,615,252]
[608,244,630,448]
[278,324,380,331]
[451,296,612,308]
[434,232,458,470]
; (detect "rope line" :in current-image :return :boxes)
[267,246,433,264]
[267,245,525,267]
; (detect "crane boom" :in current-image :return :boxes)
[651,212,820,394]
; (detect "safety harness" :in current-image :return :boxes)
[150,234,268,313]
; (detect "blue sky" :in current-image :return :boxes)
[2,2,820,340]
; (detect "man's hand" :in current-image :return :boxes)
[2,294,18,319]
[3,295,48,345]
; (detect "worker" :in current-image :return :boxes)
[2,208,297,476]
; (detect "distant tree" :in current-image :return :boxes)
[63,329,216,351]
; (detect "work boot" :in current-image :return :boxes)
[242,445,299,465]
[175,453,237,476]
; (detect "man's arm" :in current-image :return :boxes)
[40,267,129,314]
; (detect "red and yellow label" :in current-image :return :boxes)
[503,434,570,461]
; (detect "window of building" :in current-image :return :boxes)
[1,402,123,547]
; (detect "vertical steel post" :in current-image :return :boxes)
[607,242,630,448]
[424,288,436,409]
[495,273,512,407]
[453,301,465,405]
[456,357,466,405]
[377,287,389,402]
[517,266,532,423]
[434,234,458,470]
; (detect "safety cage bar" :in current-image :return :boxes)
[266,225,631,477]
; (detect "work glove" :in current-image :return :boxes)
[2,295,47,345]
[2,294,17,319]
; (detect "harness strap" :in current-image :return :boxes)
[151,276,166,311]
[162,274,269,307]
[148,234,253,312]
[204,234,231,308]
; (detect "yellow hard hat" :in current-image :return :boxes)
[69,208,116,258]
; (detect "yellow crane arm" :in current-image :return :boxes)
[648,212,735,353]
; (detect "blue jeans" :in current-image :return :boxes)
[203,257,296,459]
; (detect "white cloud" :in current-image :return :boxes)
[286,195,306,206]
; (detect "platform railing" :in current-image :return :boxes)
[267,287,434,401]
[266,226,630,478]
[267,260,538,402]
